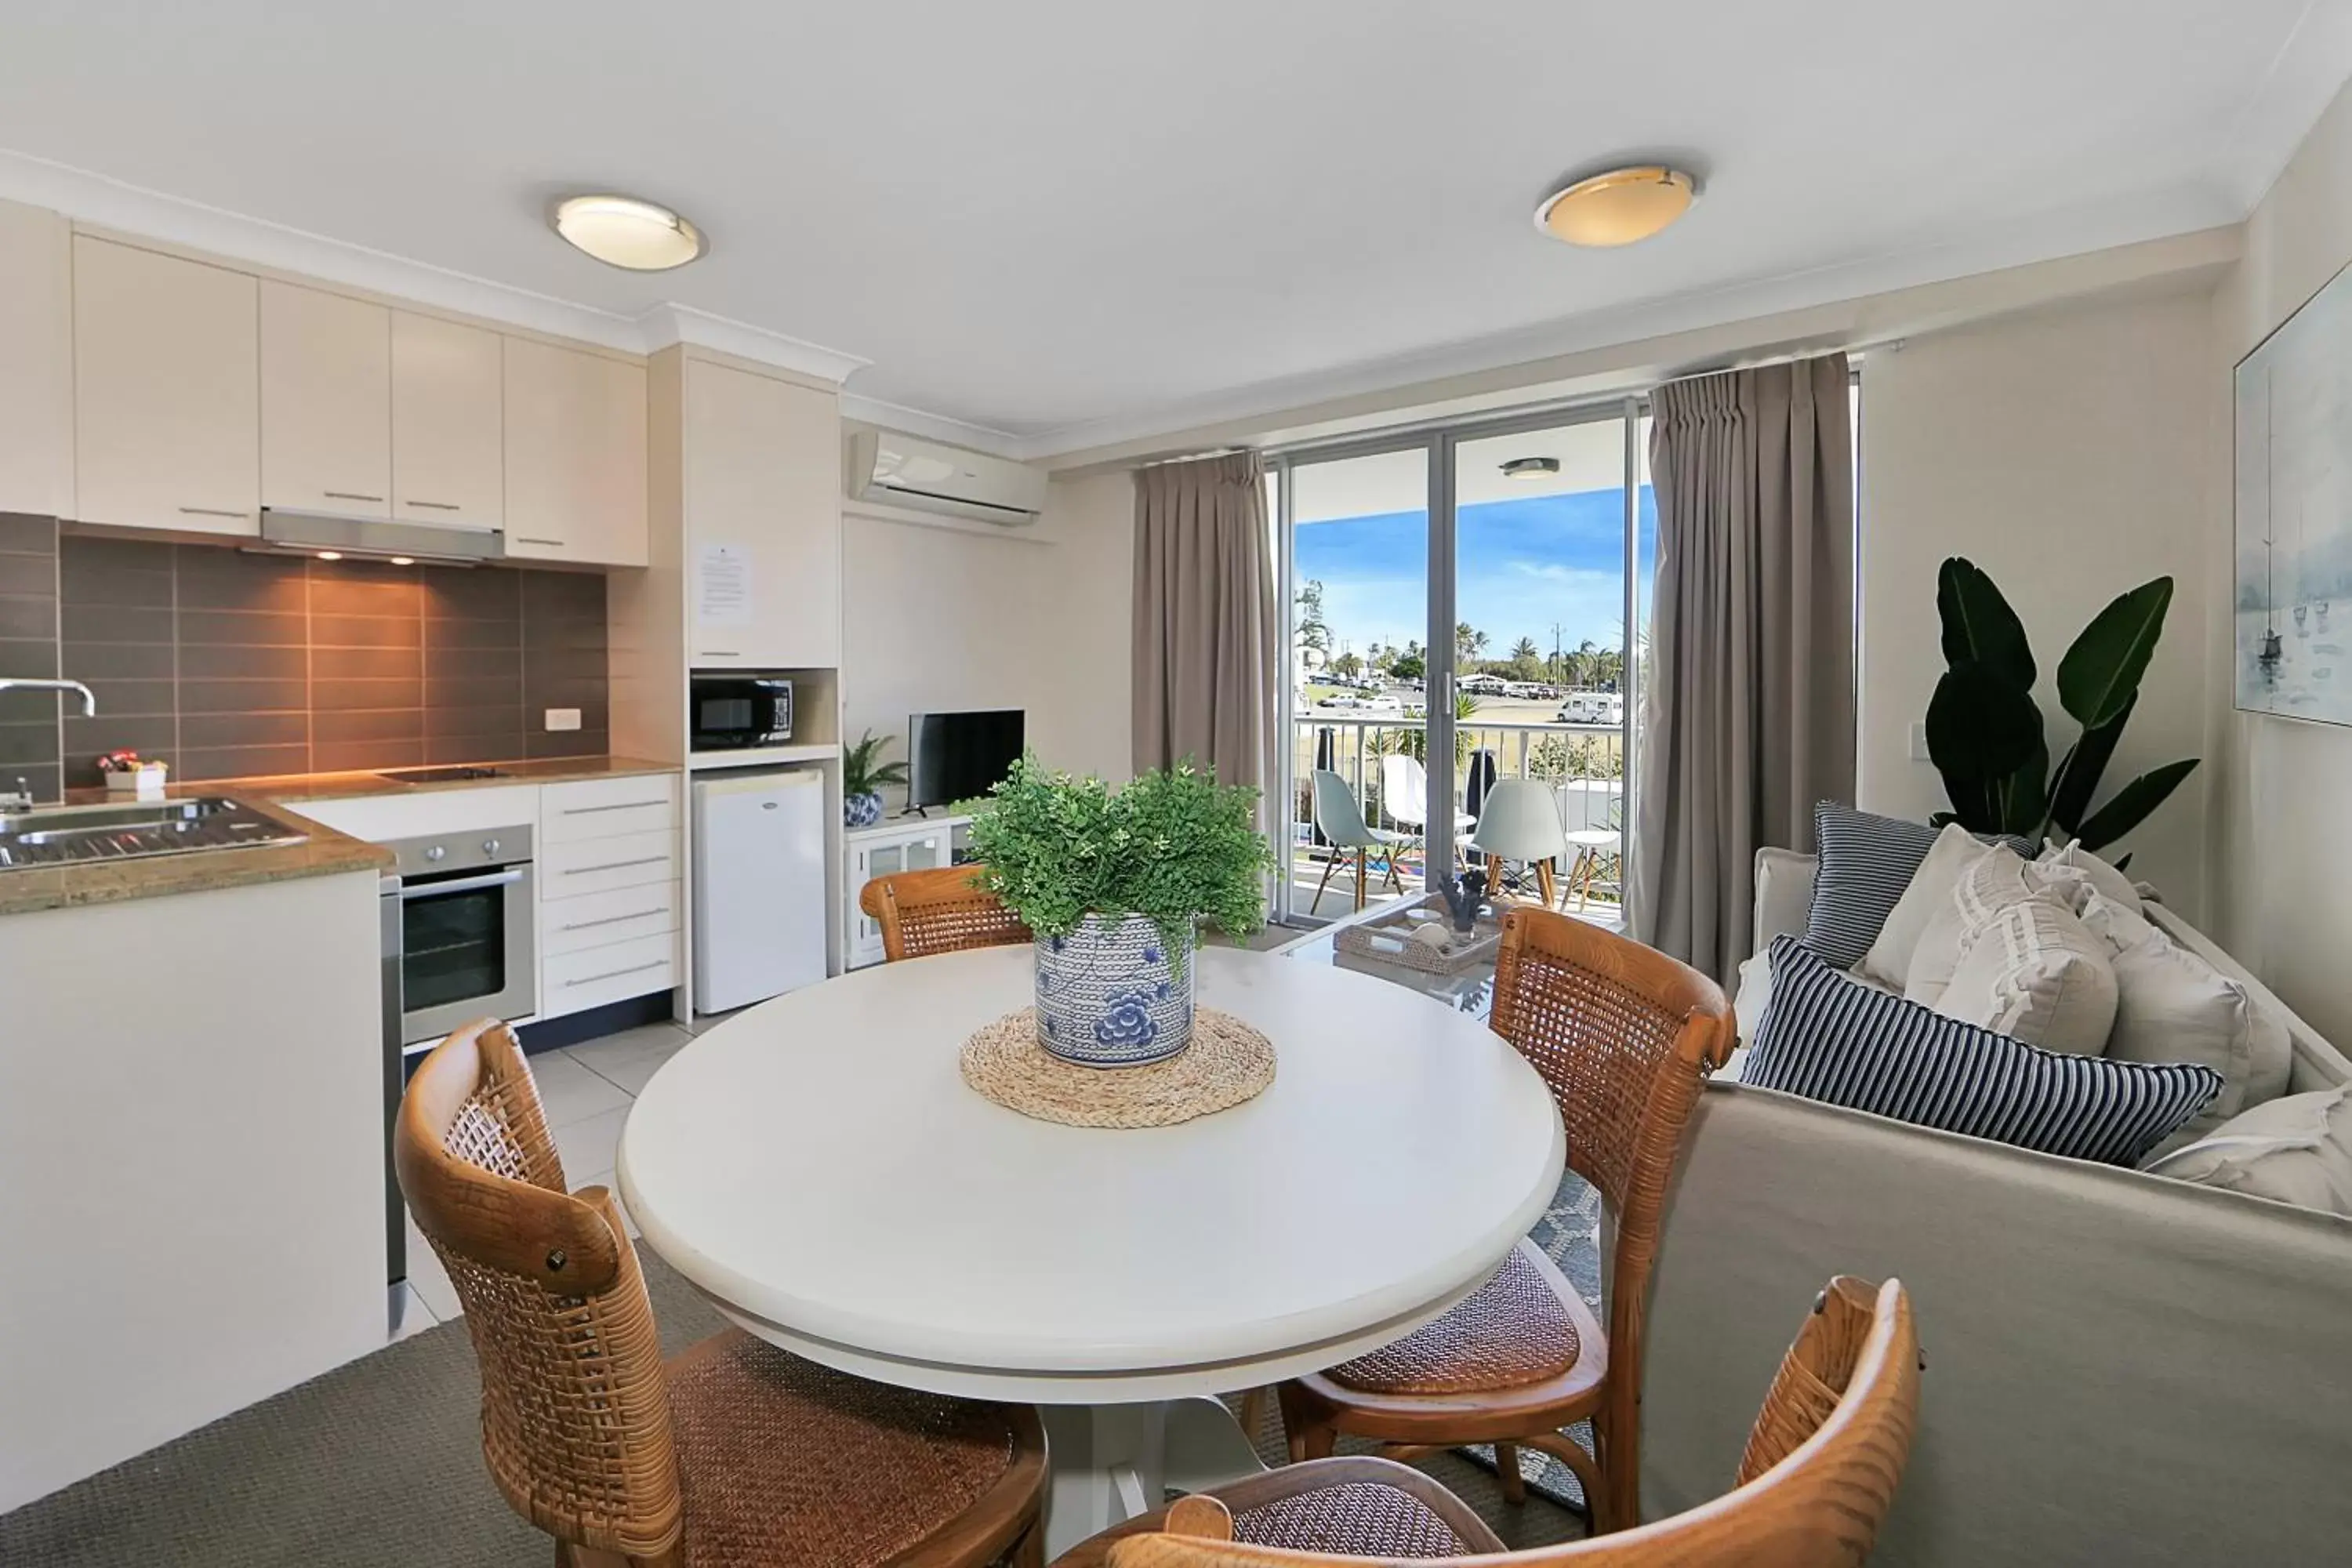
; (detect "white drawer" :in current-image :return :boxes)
[540,829,676,899]
[542,774,680,844]
[542,880,680,957]
[542,931,678,1018]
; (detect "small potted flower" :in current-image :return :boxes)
[970,757,1276,1068]
[840,730,907,829]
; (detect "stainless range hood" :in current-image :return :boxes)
[257,508,505,565]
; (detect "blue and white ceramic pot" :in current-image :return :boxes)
[844,791,884,828]
[1033,913,1196,1068]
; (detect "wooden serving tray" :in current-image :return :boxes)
[1332,893,1504,975]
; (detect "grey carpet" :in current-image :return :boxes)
[0,1179,1601,1565]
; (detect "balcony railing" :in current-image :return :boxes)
[1287,714,1626,917]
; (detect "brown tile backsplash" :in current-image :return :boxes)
[0,531,612,792]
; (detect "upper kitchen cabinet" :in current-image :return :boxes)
[390,310,503,531]
[260,281,392,519]
[681,359,840,669]
[73,236,260,536]
[503,337,648,567]
[0,201,72,518]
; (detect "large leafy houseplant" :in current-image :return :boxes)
[970,757,1275,961]
[1924,557,2198,856]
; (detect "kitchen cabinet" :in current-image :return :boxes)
[260,281,392,519]
[683,359,840,669]
[503,337,648,567]
[72,236,260,536]
[538,773,681,1019]
[390,310,503,531]
[0,200,72,518]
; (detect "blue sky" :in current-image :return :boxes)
[1296,487,1657,658]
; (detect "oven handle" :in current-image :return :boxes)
[397,868,527,900]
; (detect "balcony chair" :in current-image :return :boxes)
[1467,779,1570,907]
[860,863,1032,961]
[1051,1275,1919,1567]
[1309,768,1408,914]
[1377,753,1477,855]
[1276,907,1734,1535]
[395,1018,1049,1567]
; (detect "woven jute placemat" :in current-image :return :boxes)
[960,1005,1276,1128]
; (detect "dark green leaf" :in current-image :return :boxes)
[2045,692,2135,837]
[2057,578,2172,730]
[1937,558,2035,691]
[2075,758,2198,852]
[1998,736,2049,838]
[1927,662,2042,780]
[2111,851,2133,874]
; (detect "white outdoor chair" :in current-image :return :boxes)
[1310,768,1408,914]
[1468,778,1570,908]
[1378,753,1477,841]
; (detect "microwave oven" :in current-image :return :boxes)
[691,674,793,750]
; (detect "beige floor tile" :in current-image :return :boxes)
[523,1047,633,1128]
[403,1212,462,1322]
[553,1104,630,1181]
[566,1025,688,1096]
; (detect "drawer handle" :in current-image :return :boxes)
[178,506,248,518]
[561,907,666,931]
[699,650,741,659]
[404,499,463,512]
[563,799,668,815]
[564,959,668,987]
[323,490,386,503]
[516,536,566,547]
[562,855,669,876]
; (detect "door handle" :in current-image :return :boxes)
[399,868,526,899]
[404,499,463,512]
[177,506,248,519]
[323,491,386,504]
[562,855,668,877]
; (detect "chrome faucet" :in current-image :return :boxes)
[0,677,98,717]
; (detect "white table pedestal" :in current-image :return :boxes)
[1040,1398,1269,1557]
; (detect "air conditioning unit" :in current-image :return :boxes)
[845,426,1049,527]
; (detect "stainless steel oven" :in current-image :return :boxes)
[388,825,535,1046]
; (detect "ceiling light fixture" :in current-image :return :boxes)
[389,557,415,566]
[316,551,343,561]
[1534,166,1697,248]
[1501,456,1561,480]
[553,194,706,271]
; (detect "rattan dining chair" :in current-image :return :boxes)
[860,864,1032,961]
[1276,906,1735,1536]
[1054,1276,1919,1568]
[395,1018,1050,1567]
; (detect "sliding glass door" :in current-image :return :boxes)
[1272,399,1648,927]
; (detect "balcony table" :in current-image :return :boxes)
[616,942,1565,1556]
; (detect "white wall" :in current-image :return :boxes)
[2206,78,2352,1048]
[1857,290,2216,915]
[840,470,1133,792]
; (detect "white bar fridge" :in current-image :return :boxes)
[691,769,829,1013]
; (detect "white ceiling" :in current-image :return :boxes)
[1,2,2346,459]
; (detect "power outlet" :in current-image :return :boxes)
[544,707,583,732]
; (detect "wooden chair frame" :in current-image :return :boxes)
[1278,908,1734,1534]
[860,864,1033,962]
[397,1018,1049,1568]
[1070,1277,1919,1568]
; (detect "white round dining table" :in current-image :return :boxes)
[617,943,1565,1555]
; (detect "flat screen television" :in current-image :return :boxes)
[907,710,1025,808]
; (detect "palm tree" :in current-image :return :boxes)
[1510,636,1540,663]
[1331,651,1364,680]
[1455,622,1487,662]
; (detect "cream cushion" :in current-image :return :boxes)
[1859,822,1994,989]
[1933,896,2118,1054]
[1905,845,2065,1008]
[2141,1087,2352,1215]
[2035,839,2144,916]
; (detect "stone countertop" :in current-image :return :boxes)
[1,755,680,917]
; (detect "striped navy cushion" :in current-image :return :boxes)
[1747,937,2221,1166]
[1802,803,2033,969]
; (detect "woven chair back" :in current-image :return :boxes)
[1108,1276,1920,1568]
[1487,906,1732,1352]
[394,1019,684,1561]
[858,863,1032,961]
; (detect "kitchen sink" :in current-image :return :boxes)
[0,797,310,867]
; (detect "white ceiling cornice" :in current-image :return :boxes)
[637,304,870,384]
[2224,0,2352,208]
[837,393,1028,456]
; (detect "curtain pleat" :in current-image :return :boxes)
[1630,354,1855,981]
[1131,452,1278,796]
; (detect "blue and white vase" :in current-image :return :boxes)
[844,791,883,828]
[1033,913,1196,1068]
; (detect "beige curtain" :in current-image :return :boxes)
[1629,353,1854,981]
[1131,452,1278,793]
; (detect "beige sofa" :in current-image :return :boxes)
[1640,848,2352,1566]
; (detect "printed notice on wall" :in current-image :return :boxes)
[695,543,753,626]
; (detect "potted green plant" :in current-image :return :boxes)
[970,757,1276,1068]
[1924,557,2198,858]
[841,730,908,829]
